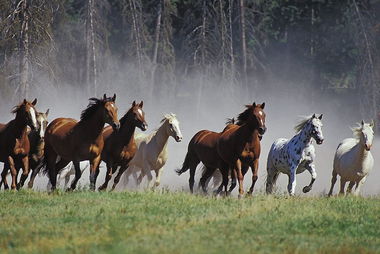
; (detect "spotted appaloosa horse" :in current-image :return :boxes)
[0,99,38,190]
[266,114,324,196]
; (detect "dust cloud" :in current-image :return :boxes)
[0,64,379,196]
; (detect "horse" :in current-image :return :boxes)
[177,102,266,197]
[328,120,374,196]
[0,99,38,190]
[26,109,49,188]
[266,114,324,196]
[198,115,265,195]
[98,101,147,191]
[46,162,89,190]
[214,103,266,197]
[43,94,120,191]
[122,113,182,188]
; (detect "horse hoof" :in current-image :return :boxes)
[66,187,73,192]
[98,186,106,191]
[302,186,311,193]
[238,194,243,199]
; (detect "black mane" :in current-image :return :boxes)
[235,105,253,125]
[80,96,113,121]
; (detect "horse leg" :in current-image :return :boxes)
[234,159,244,198]
[199,166,216,194]
[99,162,114,191]
[154,167,164,188]
[302,164,317,193]
[8,156,18,190]
[88,156,101,191]
[354,176,367,196]
[287,165,297,196]
[266,167,279,194]
[28,161,43,189]
[339,178,347,195]
[327,170,337,197]
[228,168,237,194]
[111,164,129,191]
[347,181,355,194]
[68,161,81,191]
[1,163,10,190]
[248,159,259,195]
[17,156,30,189]
[212,170,222,190]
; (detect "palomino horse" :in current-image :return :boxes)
[328,120,374,196]
[0,99,38,190]
[98,101,147,191]
[43,94,120,191]
[266,114,324,196]
[199,114,265,195]
[214,103,266,197]
[122,113,182,188]
[177,103,266,197]
[27,109,49,188]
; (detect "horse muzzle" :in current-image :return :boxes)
[139,123,148,131]
[175,136,183,142]
[316,139,324,145]
[258,127,266,135]
[112,122,120,131]
[365,144,372,151]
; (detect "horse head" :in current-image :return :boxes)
[359,120,374,151]
[103,94,120,131]
[162,113,182,142]
[248,102,266,135]
[309,114,324,145]
[130,100,148,131]
[13,98,38,130]
[36,109,49,139]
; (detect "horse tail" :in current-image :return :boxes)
[41,155,49,175]
[225,117,235,125]
[175,151,193,175]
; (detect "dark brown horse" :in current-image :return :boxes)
[0,109,49,189]
[215,103,266,197]
[200,114,265,195]
[0,99,38,190]
[43,94,120,191]
[98,101,147,191]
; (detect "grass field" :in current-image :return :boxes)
[0,190,379,254]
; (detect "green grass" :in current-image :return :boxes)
[0,190,379,254]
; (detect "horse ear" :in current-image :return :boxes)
[318,114,323,120]
[312,114,316,118]
[261,102,265,109]
[103,94,107,100]
[32,98,37,106]
[140,101,143,108]
[132,100,136,107]
[23,99,27,104]
[45,109,49,116]
[252,102,256,107]
[361,120,365,126]
[112,93,116,102]
[370,120,375,128]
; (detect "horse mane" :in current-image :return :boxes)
[11,102,25,114]
[235,105,253,125]
[294,115,313,133]
[351,123,364,139]
[160,113,177,123]
[80,97,113,121]
[225,118,236,125]
[119,109,132,126]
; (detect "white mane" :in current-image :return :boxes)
[294,115,313,133]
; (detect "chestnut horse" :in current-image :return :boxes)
[0,99,38,190]
[215,103,266,197]
[199,114,264,195]
[43,94,120,191]
[98,101,147,191]
[1,109,49,189]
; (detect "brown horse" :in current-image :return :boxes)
[43,94,120,191]
[200,114,264,195]
[98,101,147,191]
[215,102,266,197]
[1,109,49,189]
[0,99,38,190]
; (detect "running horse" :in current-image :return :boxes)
[177,102,266,197]
[98,101,147,191]
[43,94,120,191]
[0,99,38,190]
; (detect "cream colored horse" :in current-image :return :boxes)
[328,120,374,196]
[122,114,182,188]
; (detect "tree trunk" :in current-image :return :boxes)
[129,0,142,70]
[86,0,97,96]
[19,0,29,99]
[219,0,227,80]
[197,0,207,119]
[239,0,247,91]
[228,0,235,86]
[150,0,163,99]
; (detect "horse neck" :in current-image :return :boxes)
[291,128,312,149]
[234,122,257,145]
[12,112,28,138]
[78,110,106,141]
[118,117,137,145]
[152,122,170,152]
[29,131,44,155]
[353,139,370,161]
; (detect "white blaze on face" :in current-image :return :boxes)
[30,107,37,129]
[39,118,45,138]
[137,108,143,117]
[172,119,182,138]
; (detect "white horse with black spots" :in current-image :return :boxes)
[328,120,374,196]
[266,114,324,196]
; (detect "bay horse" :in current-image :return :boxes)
[328,120,374,196]
[266,114,324,196]
[98,101,147,191]
[0,99,38,190]
[43,94,120,191]
[199,115,264,195]
[122,113,182,188]
[214,103,266,197]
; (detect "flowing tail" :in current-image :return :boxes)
[175,152,192,175]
